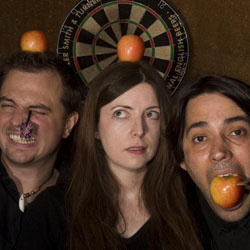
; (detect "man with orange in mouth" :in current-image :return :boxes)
[168,75,250,250]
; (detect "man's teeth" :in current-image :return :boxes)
[10,134,35,144]
[217,173,237,177]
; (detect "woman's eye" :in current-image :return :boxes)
[146,111,159,120]
[114,110,127,118]
[194,136,206,143]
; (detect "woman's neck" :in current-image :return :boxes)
[111,165,150,238]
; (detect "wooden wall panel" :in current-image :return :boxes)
[0,0,249,88]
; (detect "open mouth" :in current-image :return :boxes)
[10,134,36,144]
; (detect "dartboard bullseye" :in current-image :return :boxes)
[57,0,189,94]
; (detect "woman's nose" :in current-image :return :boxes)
[132,116,146,137]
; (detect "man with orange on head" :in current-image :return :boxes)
[0,51,84,249]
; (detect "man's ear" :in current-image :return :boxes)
[180,161,187,171]
[62,112,79,138]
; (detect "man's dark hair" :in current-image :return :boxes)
[168,74,250,164]
[0,51,86,117]
[0,51,87,164]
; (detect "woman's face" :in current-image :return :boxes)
[96,82,161,174]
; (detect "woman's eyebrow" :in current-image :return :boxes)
[111,105,132,110]
[111,105,160,110]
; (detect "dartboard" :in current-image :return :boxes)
[57,0,189,94]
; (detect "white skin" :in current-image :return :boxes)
[96,82,161,237]
[0,69,78,201]
[181,93,250,222]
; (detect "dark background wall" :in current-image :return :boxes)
[1,0,249,90]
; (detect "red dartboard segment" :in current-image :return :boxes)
[57,0,189,94]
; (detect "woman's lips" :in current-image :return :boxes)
[126,146,146,154]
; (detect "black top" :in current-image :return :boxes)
[123,220,150,250]
[0,159,68,250]
[189,184,250,250]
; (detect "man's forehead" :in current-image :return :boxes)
[186,93,244,115]
[0,70,64,108]
[1,69,62,90]
[184,93,249,131]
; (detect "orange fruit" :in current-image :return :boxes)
[117,35,144,62]
[20,30,48,52]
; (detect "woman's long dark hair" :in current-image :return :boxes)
[68,61,202,250]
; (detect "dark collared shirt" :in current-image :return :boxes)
[188,183,250,250]
[0,158,68,250]
[0,162,22,250]
[200,190,250,250]
[15,181,68,250]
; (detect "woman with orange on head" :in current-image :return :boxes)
[68,61,202,250]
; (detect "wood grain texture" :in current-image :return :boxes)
[1,0,249,90]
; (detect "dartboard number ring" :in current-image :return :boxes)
[57,0,189,94]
